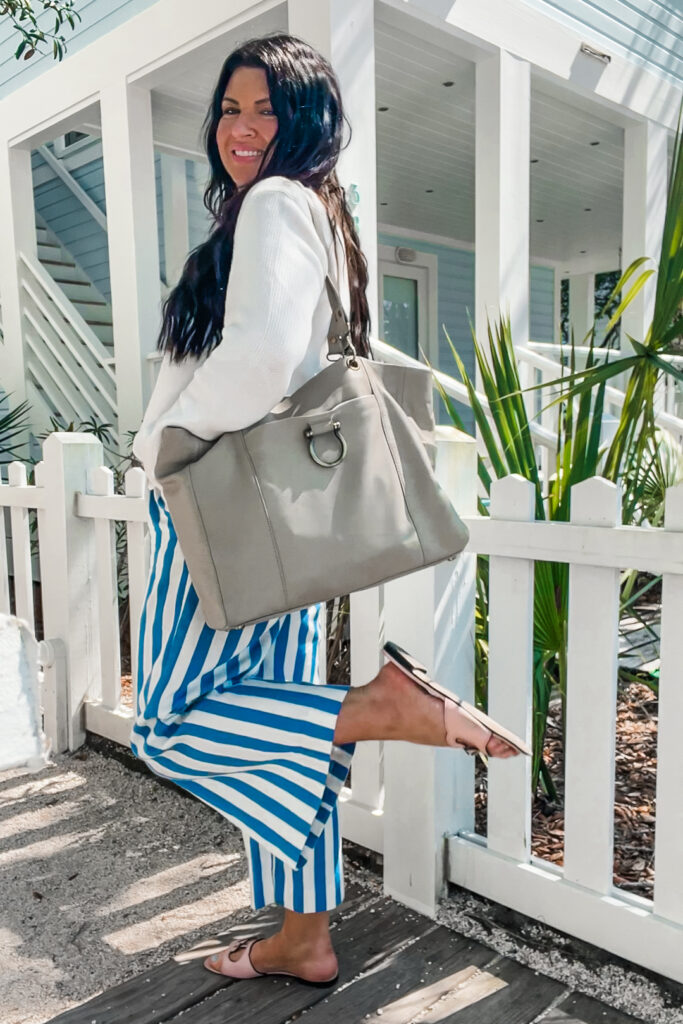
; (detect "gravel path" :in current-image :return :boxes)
[1,744,681,1024]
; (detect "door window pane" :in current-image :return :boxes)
[383,275,418,359]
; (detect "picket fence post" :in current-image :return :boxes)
[382,426,478,917]
[35,432,103,751]
[564,477,621,892]
[344,584,385,852]
[125,466,149,699]
[654,482,683,924]
[486,475,535,861]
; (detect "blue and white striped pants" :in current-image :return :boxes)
[130,489,356,913]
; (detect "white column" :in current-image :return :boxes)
[287,0,379,331]
[475,50,530,368]
[0,143,36,409]
[382,429,478,917]
[568,272,595,345]
[160,154,190,288]
[100,79,162,440]
[621,121,667,354]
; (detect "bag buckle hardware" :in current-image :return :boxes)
[304,420,347,468]
[327,332,359,369]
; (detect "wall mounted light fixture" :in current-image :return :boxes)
[580,43,611,65]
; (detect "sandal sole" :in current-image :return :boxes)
[204,959,338,986]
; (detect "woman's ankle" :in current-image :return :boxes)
[334,675,399,745]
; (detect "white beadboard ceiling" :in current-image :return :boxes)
[373,15,625,267]
[95,1,662,269]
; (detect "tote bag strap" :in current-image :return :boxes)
[300,184,355,360]
[324,275,356,359]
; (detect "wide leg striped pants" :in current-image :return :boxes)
[130,488,356,913]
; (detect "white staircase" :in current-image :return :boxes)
[14,218,118,447]
[35,216,114,353]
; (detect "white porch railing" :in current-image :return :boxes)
[18,251,118,442]
[2,430,682,983]
[520,342,683,445]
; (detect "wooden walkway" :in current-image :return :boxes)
[47,884,642,1024]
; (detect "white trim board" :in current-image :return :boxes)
[379,223,476,252]
[379,223,597,275]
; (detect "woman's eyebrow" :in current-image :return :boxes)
[221,96,271,105]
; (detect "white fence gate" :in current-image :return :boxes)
[1,430,683,984]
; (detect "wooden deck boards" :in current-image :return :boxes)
[46,885,645,1024]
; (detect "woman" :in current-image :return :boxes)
[131,33,520,988]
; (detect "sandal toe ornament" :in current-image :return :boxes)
[204,934,265,979]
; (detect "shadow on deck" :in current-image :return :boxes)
[47,883,641,1024]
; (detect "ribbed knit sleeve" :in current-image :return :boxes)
[133,179,329,487]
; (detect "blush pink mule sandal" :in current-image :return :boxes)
[383,640,531,757]
[204,934,339,987]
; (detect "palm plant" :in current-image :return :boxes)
[0,393,32,462]
[436,98,683,796]
[535,99,683,483]
[436,325,608,796]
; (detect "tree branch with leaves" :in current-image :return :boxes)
[1,0,80,62]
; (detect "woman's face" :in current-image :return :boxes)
[216,66,278,187]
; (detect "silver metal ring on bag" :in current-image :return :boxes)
[304,421,347,467]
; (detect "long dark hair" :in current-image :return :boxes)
[157,33,371,363]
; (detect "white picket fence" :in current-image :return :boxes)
[2,430,683,984]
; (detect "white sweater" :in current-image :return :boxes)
[132,176,351,491]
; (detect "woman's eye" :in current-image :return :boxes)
[221,108,237,116]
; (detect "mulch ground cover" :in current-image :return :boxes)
[475,682,658,900]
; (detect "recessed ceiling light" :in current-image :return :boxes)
[530,158,539,164]
[584,207,592,211]
[590,141,600,146]
[380,202,388,206]
[580,250,587,254]
[425,189,434,193]
[443,80,454,87]
[536,219,544,223]
[378,106,389,112]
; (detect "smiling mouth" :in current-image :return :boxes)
[231,149,263,159]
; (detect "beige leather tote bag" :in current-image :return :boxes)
[155,277,469,630]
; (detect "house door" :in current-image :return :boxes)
[378,246,437,365]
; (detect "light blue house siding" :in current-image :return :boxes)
[0,0,161,98]
[523,0,683,88]
[530,265,555,344]
[379,231,556,433]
